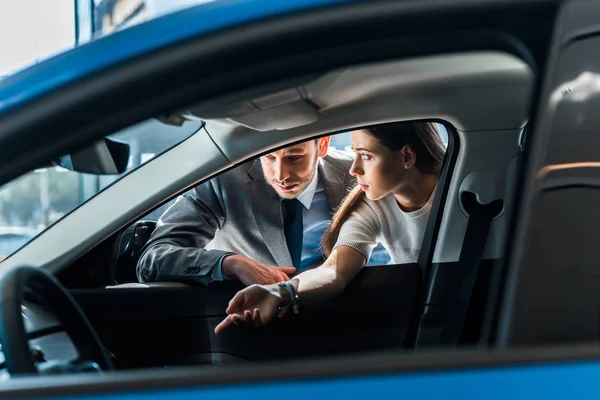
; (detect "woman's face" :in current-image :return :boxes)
[349,130,409,200]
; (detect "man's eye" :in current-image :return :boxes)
[360,154,372,161]
[287,156,303,161]
[264,155,276,160]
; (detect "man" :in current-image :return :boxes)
[136,136,356,286]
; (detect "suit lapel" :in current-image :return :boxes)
[247,161,293,267]
[320,158,353,215]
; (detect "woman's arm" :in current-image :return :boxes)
[214,246,365,334]
[290,245,366,304]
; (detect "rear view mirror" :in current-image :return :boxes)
[55,137,130,175]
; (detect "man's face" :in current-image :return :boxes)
[260,137,330,199]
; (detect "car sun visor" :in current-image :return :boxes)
[165,86,322,131]
[227,99,321,131]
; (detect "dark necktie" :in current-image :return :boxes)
[282,199,304,269]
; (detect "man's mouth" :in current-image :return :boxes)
[276,183,299,191]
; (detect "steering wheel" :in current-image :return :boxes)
[0,266,113,375]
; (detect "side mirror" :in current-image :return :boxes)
[54,137,130,175]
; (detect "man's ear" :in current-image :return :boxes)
[317,136,331,157]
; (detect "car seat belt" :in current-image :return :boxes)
[440,191,503,345]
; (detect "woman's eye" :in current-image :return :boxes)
[360,154,371,161]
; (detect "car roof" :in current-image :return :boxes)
[0,0,360,117]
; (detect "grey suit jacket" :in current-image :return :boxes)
[136,150,355,285]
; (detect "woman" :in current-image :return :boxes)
[214,121,446,334]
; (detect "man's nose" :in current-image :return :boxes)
[274,160,290,181]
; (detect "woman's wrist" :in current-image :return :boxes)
[278,284,291,306]
[276,280,299,309]
[268,283,290,306]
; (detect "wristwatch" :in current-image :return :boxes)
[277,281,299,312]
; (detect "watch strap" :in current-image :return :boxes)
[277,281,298,311]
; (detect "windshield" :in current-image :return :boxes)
[0,118,202,261]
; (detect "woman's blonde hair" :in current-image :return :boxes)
[321,121,446,257]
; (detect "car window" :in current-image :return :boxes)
[140,124,449,223]
[0,118,202,261]
[136,124,449,271]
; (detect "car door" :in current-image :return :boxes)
[14,0,545,370]
[2,0,599,398]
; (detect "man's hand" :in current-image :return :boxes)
[221,254,296,286]
[214,284,291,334]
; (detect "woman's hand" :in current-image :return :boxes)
[214,283,297,334]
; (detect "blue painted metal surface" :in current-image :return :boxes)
[29,360,600,399]
[0,0,358,116]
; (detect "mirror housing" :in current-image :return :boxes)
[54,137,130,175]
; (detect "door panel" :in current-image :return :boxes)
[70,265,420,368]
[69,260,498,369]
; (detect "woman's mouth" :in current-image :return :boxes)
[359,184,369,191]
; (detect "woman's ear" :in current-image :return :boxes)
[403,145,416,169]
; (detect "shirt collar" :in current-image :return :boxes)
[295,170,319,210]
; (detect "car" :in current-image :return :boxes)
[0,227,37,260]
[0,0,600,398]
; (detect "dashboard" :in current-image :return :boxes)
[0,301,78,376]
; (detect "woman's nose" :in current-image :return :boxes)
[349,160,362,177]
